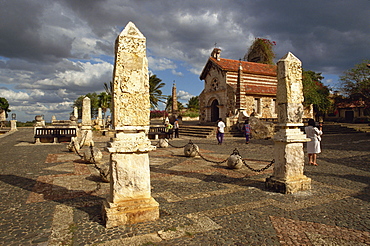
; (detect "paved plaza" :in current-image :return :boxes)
[0,127,369,245]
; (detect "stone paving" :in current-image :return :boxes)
[0,127,369,245]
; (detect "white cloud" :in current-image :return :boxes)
[0,89,30,101]
[148,57,177,71]
[177,90,194,101]
[171,70,183,76]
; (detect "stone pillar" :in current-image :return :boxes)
[265,52,311,194]
[102,22,159,228]
[98,108,103,127]
[172,83,178,114]
[170,83,178,122]
[10,120,17,131]
[81,97,93,146]
[74,107,78,119]
[236,60,246,110]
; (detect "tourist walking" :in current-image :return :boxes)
[243,119,251,144]
[216,118,225,145]
[305,119,323,166]
[174,119,179,138]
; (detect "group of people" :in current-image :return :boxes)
[164,119,179,139]
[216,118,251,145]
[216,117,323,166]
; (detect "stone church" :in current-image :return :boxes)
[199,48,279,125]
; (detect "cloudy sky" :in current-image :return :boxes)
[0,0,369,122]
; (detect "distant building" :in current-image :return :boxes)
[199,48,279,124]
[199,48,313,125]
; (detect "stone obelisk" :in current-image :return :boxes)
[265,52,311,194]
[81,97,93,146]
[102,22,159,228]
[172,83,178,114]
[98,107,103,127]
[74,106,78,119]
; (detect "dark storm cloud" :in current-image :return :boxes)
[0,0,74,62]
[229,0,370,73]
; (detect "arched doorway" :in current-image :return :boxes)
[210,99,219,122]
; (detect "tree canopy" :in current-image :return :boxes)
[244,38,276,65]
[73,92,99,119]
[340,60,370,101]
[302,70,331,115]
[186,96,199,111]
[165,96,184,111]
[98,92,111,118]
[0,97,11,118]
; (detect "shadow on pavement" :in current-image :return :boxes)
[0,174,106,225]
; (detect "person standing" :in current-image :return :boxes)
[216,118,225,145]
[165,123,173,139]
[174,119,179,138]
[305,119,323,166]
[243,119,251,144]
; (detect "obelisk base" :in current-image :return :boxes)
[266,176,311,194]
[102,197,159,228]
[80,126,93,146]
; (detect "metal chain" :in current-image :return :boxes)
[89,144,110,182]
[72,140,84,158]
[167,139,191,148]
[79,131,88,147]
[241,158,275,172]
[196,149,228,165]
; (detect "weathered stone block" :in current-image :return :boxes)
[102,197,159,228]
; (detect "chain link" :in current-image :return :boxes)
[72,140,84,158]
[241,158,275,172]
[167,139,190,148]
[162,139,274,172]
[88,144,110,182]
[79,131,88,147]
[196,149,228,164]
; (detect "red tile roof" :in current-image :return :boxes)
[336,101,367,108]
[211,57,276,75]
[245,85,276,95]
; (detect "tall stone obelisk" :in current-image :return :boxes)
[265,52,311,194]
[102,22,159,228]
[81,97,93,146]
[172,83,178,114]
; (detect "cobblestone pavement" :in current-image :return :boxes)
[0,128,369,245]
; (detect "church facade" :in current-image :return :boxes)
[199,48,279,124]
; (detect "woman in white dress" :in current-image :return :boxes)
[305,119,323,166]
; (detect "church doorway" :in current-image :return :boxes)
[210,99,219,122]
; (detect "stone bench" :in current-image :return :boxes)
[34,127,77,143]
[148,126,167,139]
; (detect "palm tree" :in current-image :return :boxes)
[165,96,184,112]
[187,96,199,111]
[98,92,111,119]
[149,74,166,109]
[104,81,112,96]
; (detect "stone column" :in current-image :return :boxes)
[172,83,178,114]
[74,107,78,119]
[98,107,103,127]
[265,52,311,194]
[10,120,17,131]
[102,22,159,228]
[81,97,93,146]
